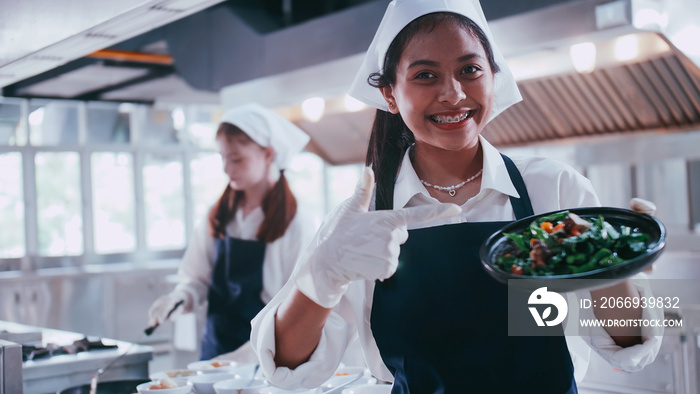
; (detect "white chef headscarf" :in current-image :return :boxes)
[219,103,310,170]
[348,0,522,123]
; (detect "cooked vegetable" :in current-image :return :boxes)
[496,211,650,276]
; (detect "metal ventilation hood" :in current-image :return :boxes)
[0,0,383,104]
[480,0,700,146]
[0,0,227,91]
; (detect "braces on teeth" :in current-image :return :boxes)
[432,112,470,124]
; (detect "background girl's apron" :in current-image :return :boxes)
[200,236,266,360]
[371,154,576,394]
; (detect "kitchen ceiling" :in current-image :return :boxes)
[1,0,700,164]
[0,0,590,104]
[0,0,383,104]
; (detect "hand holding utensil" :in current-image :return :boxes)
[144,299,185,336]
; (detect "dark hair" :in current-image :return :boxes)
[364,12,500,210]
[208,122,297,243]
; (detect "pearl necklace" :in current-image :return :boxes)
[419,169,483,197]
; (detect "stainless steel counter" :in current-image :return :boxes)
[0,321,153,394]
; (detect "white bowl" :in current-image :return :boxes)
[213,377,268,394]
[225,363,260,379]
[341,384,392,394]
[150,369,198,380]
[258,387,323,394]
[188,360,238,374]
[321,367,371,391]
[136,379,193,394]
[188,373,238,394]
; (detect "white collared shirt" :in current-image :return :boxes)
[175,205,315,309]
[251,136,663,389]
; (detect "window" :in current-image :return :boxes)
[287,153,326,229]
[87,102,131,144]
[91,152,136,254]
[143,153,185,250]
[138,107,181,146]
[0,101,25,146]
[35,152,83,259]
[0,153,25,261]
[325,164,363,212]
[187,107,220,149]
[190,152,227,228]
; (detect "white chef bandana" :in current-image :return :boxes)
[219,103,310,170]
[348,0,522,122]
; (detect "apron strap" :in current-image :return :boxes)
[501,153,534,220]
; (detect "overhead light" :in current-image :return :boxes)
[570,42,596,74]
[171,107,185,130]
[301,97,325,122]
[614,35,639,61]
[343,94,366,112]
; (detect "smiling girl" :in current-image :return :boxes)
[251,1,662,393]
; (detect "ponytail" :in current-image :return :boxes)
[256,171,297,243]
[208,185,243,239]
[208,172,297,243]
[365,110,414,211]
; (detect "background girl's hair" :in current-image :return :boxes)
[365,12,499,210]
[208,122,297,243]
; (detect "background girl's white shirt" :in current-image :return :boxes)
[174,206,315,309]
[251,135,664,389]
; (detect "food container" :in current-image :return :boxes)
[136,379,192,394]
[213,377,268,393]
[188,372,238,394]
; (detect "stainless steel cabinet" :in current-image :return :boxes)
[0,280,52,329]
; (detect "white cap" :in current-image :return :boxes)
[219,103,310,170]
[348,0,521,122]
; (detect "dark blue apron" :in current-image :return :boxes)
[370,154,576,394]
[200,236,266,360]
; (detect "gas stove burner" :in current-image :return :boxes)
[22,337,118,361]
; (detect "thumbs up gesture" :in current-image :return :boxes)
[293,167,462,308]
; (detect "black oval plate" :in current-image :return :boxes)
[479,207,666,292]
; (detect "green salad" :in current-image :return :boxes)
[496,210,650,276]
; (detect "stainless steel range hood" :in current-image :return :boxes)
[482,0,700,146]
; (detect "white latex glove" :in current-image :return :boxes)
[629,197,656,216]
[148,290,190,327]
[293,167,462,308]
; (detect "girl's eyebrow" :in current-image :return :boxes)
[407,53,484,69]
